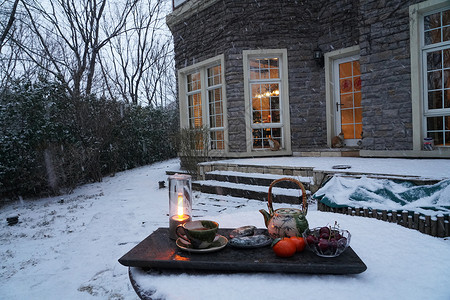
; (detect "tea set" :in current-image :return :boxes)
[175,177,324,252]
[174,177,351,258]
[175,220,229,253]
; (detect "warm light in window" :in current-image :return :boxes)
[254,90,280,98]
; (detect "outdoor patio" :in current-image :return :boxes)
[122,156,450,299]
[1,157,449,299]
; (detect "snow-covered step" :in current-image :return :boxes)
[204,170,313,190]
[191,192,265,217]
[192,180,311,204]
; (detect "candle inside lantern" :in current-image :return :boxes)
[177,192,184,217]
[168,174,192,239]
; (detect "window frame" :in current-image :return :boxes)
[333,55,362,145]
[186,72,202,129]
[206,65,225,150]
[422,44,450,117]
[178,54,228,154]
[421,8,450,147]
[410,0,450,151]
[324,45,360,147]
[243,49,292,154]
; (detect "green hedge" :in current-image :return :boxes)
[0,79,178,200]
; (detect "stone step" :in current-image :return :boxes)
[199,162,315,178]
[191,193,261,217]
[204,170,313,190]
[192,180,310,205]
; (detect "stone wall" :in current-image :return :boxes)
[357,0,421,150]
[289,0,360,150]
[169,0,420,153]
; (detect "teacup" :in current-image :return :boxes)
[176,220,219,249]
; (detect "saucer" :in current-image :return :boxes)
[176,234,228,253]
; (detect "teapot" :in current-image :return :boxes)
[259,178,309,238]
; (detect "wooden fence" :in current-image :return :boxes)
[317,202,449,237]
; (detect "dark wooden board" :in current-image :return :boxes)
[119,228,367,275]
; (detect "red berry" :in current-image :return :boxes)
[320,232,330,239]
[306,234,318,245]
[319,227,330,235]
[318,238,329,252]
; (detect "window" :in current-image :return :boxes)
[334,57,363,146]
[250,57,281,149]
[422,7,450,146]
[187,72,202,128]
[243,49,291,153]
[324,45,360,148]
[207,65,225,150]
[410,1,450,152]
[178,55,227,153]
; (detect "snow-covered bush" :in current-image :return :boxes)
[0,79,178,201]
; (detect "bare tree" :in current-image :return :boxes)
[1,0,176,106]
[0,0,20,53]
[15,0,138,98]
[0,0,36,90]
[101,0,174,106]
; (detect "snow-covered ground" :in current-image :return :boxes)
[1,158,449,300]
[213,156,450,179]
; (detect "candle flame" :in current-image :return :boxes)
[177,192,183,217]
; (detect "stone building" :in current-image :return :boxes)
[166,0,450,158]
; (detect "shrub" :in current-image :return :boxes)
[0,79,178,201]
[178,126,210,179]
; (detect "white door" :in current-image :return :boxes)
[333,56,363,147]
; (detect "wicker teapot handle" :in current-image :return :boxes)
[267,177,308,215]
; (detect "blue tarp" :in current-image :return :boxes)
[313,176,450,216]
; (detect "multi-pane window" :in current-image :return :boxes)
[424,9,450,45]
[249,57,282,149]
[185,63,225,151]
[423,8,450,146]
[338,60,362,140]
[187,72,202,128]
[207,65,224,150]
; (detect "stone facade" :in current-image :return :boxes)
[357,0,420,150]
[167,0,441,156]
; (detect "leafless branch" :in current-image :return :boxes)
[0,0,20,53]
[1,0,175,105]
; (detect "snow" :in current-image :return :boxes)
[212,157,450,180]
[195,180,310,196]
[207,170,314,184]
[1,157,450,300]
[314,175,450,215]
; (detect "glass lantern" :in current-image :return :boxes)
[168,174,192,239]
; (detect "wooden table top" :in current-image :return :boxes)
[119,227,367,275]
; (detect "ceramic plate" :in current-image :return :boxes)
[176,235,228,253]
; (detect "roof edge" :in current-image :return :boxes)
[166,0,221,31]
